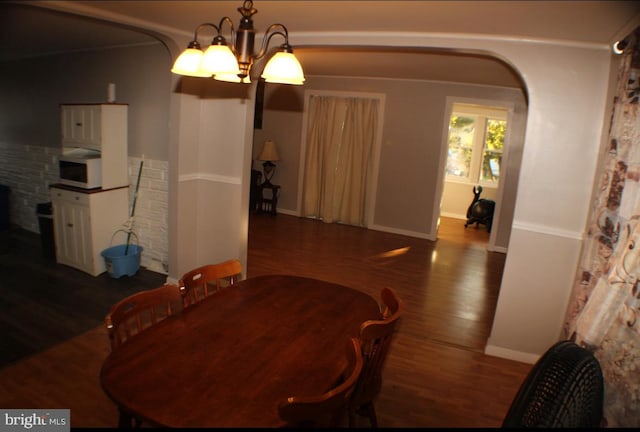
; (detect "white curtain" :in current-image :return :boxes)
[302,95,379,226]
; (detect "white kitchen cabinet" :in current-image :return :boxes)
[61,105,101,150]
[51,185,129,276]
[60,104,128,189]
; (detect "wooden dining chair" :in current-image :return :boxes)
[278,338,364,428]
[105,283,183,350]
[178,259,242,307]
[348,287,403,428]
[105,283,183,428]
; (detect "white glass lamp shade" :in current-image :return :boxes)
[261,52,305,85]
[202,44,241,75]
[171,48,211,77]
[258,140,280,161]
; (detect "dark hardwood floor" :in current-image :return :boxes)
[0,228,166,368]
[248,214,503,352]
[0,215,532,428]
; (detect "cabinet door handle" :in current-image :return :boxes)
[67,223,74,228]
[75,122,83,126]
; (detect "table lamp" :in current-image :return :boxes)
[258,140,280,186]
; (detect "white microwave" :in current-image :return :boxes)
[58,154,102,189]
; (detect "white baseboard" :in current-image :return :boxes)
[368,223,435,240]
[278,210,435,240]
[276,208,297,216]
[440,212,466,220]
[488,245,508,254]
[484,344,540,364]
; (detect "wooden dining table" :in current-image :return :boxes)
[100,274,381,428]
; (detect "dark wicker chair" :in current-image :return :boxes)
[502,340,604,428]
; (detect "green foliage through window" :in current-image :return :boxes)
[445,104,507,186]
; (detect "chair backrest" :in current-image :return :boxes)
[380,286,401,320]
[502,340,604,428]
[278,338,364,428]
[178,259,242,307]
[350,287,403,412]
[105,283,183,350]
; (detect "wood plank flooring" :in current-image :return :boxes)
[0,215,533,428]
[0,228,166,368]
[248,214,502,352]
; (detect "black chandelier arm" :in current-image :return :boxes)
[254,23,291,60]
[192,20,236,46]
[193,23,220,40]
[217,17,236,47]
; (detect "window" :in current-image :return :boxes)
[445,103,507,186]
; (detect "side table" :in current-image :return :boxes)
[258,183,280,215]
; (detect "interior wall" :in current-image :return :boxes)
[170,78,255,279]
[0,43,171,160]
[4,1,628,364]
[486,43,613,361]
[253,75,527,249]
[0,43,173,272]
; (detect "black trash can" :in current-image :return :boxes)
[36,202,55,259]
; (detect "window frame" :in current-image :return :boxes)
[445,103,508,187]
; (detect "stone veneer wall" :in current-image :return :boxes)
[0,143,168,275]
[125,157,168,274]
[0,142,59,230]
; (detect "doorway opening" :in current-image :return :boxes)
[435,98,515,250]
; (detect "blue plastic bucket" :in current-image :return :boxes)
[101,244,143,278]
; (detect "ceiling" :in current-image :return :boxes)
[2,1,639,88]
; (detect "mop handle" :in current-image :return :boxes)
[125,161,144,254]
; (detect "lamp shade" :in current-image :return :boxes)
[202,44,241,75]
[261,52,305,85]
[171,47,212,77]
[258,140,280,161]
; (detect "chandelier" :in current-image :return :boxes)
[171,0,305,85]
